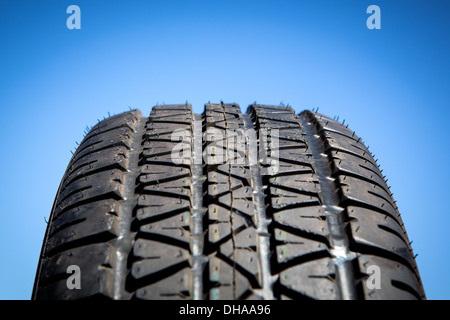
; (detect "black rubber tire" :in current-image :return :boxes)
[32,103,425,300]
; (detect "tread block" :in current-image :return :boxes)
[270,187,320,209]
[358,255,424,300]
[323,130,373,163]
[209,257,253,300]
[315,115,356,139]
[59,169,123,199]
[142,180,191,198]
[146,121,192,131]
[348,206,413,264]
[207,171,247,189]
[208,204,250,245]
[337,176,397,215]
[140,168,190,187]
[280,257,338,300]
[64,146,129,185]
[139,211,190,243]
[330,151,386,187]
[132,239,190,279]
[140,163,190,176]
[136,267,191,300]
[46,211,119,255]
[78,126,134,153]
[89,110,141,132]
[142,152,191,164]
[55,170,124,215]
[137,194,190,220]
[273,206,328,238]
[270,176,319,193]
[38,243,115,299]
[275,228,328,263]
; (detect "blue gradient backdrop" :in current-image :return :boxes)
[0,0,448,299]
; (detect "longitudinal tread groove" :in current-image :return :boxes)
[243,113,275,300]
[300,111,361,300]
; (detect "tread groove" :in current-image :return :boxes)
[190,113,206,300]
[391,280,422,300]
[299,110,358,300]
[243,113,274,300]
[45,231,116,258]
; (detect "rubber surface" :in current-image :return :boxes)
[33,103,425,300]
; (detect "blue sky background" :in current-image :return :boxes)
[0,0,449,299]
